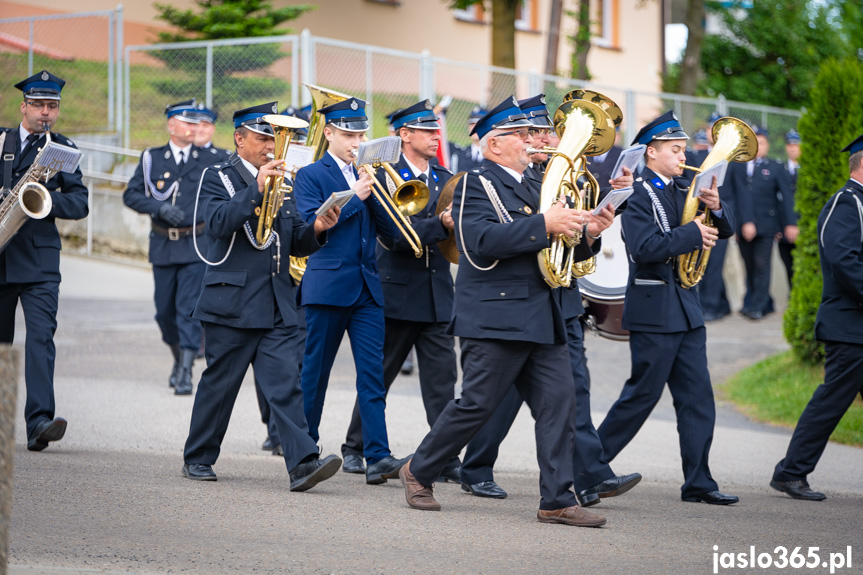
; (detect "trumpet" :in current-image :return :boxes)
[351,149,429,258]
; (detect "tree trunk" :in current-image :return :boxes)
[490,0,518,99]
[678,0,705,95]
[570,0,591,81]
[545,0,563,75]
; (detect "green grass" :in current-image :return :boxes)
[721,350,863,446]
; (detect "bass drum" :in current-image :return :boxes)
[578,216,630,341]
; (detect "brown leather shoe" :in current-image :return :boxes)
[400,459,440,511]
[537,505,606,527]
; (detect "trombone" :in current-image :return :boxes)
[353,151,429,258]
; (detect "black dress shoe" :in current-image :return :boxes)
[290,454,341,492]
[436,463,462,484]
[272,444,283,457]
[342,454,366,474]
[770,479,826,501]
[27,418,67,452]
[578,472,642,505]
[683,490,739,505]
[461,480,508,499]
[262,437,276,451]
[366,455,410,485]
[182,463,217,481]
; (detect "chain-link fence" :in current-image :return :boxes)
[0,9,122,134]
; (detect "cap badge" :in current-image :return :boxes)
[511,96,518,107]
[41,71,49,81]
[271,103,278,113]
[350,100,359,111]
[672,112,679,121]
[540,95,546,105]
[425,101,433,110]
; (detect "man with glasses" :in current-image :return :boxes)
[0,70,89,451]
[399,96,613,527]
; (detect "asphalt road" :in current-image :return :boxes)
[6,255,863,575]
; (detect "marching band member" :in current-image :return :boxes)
[123,99,207,396]
[293,97,410,485]
[399,96,612,527]
[182,102,342,489]
[597,111,738,505]
[339,100,460,482]
[194,104,231,162]
[449,106,485,173]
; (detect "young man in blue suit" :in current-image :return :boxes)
[770,135,863,501]
[0,70,89,451]
[339,100,460,481]
[597,111,738,505]
[123,100,210,395]
[182,102,342,489]
[399,96,613,527]
[293,97,410,485]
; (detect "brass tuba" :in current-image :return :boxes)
[677,117,758,288]
[0,131,55,253]
[257,114,309,245]
[537,99,615,288]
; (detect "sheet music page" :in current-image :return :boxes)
[611,145,645,180]
[692,159,729,198]
[283,144,315,175]
[592,186,633,215]
[356,136,401,167]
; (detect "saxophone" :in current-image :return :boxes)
[0,131,55,253]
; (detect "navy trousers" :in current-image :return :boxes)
[738,236,775,315]
[152,262,205,351]
[698,238,731,318]
[183,309,318,472]
[0,281,59,438]
[342,318,457,459]
[301,286,391,464]
[460,318,614,492]
[773,341,863,482]
[598,328,719,498]
[411,338,578,511]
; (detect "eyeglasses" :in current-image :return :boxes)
[528,128,552,137]
[26,100,60,111]
[493,129,529,140]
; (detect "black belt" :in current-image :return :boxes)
[152,222,205,240]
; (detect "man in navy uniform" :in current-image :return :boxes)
[586,127,624,188]
[398,96,613,527]
[293,96,410,485]
[777,129,801,285]
[339,100,459,480]
[731,126,795,320]
[770,134,863,501]
[194,104,231,162]
[449,106,485,173]
[458,94,640,505]
[597,111,739,505]
[182,102,342,488]
[123,100,209,395]
[0,70,88,451]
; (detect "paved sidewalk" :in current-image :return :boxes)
[7,255,863,575]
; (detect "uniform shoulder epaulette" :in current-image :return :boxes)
[211,163,224,170]
[435,164,452,175]
[0,127,13,133]
[51,132,76,147]
[635,177,644,182]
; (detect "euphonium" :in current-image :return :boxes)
[0,131,54,253]
[677,117,758,288]
[256,114,309,245]
[537,99,615,288]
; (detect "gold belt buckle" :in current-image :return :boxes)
[168,228,180,241]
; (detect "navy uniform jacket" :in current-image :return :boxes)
[783,160,800,227]
[450,143,483,174]
[376,155,454,323]
[621,168,734,333]
[0,128,89,284]
[202,144,231,163]
[585,145,623,189]
[449,160,593,345]
[123,142,212,266]
[728,158,794,237]
[294,153,398,307]
[814,179,863,345]
[192,155,324,329]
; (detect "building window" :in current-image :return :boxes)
[454,4,485,23]
[516,0,539,31]
[593,0,620,48]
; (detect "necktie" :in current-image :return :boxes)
[418,173,428,184]
[177,150,185,165]
[343,164,356,187]
[24,133,41,153]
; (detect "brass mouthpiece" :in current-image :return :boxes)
[679,163,702,173]
[527,146,556,155]
[266,153,275,160]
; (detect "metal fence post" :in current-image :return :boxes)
[291,37,299,108]
[86,153,94,256]
[108,10,114,130]
[206,43,213,108]
[717,93,727,116]
[27,20,34,76]
[528,69,541,97]
[0,345,19,575]
[420,50,434,101]
[300,29,314,106]
[116,5,124,135]
[365,48,373,126]
[124,46,131,149]
[625,90,636,149]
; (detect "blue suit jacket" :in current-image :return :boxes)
[294,152,398,307]
[621,168,734,333]
[192,155,324,329]
[376,155,454,323]
[449,160,594,344]
[815,179,863,345]
[728,158,794,237]
[0,128,89,284]
[123,142,216,266]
